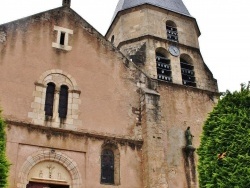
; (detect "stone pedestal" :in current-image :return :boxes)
[183,146,197,188]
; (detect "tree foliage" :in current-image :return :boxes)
[198,84,250,188]
[0,110,9,188]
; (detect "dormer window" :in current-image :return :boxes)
[166,21,178,42]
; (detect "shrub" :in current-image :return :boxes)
[198,84,250,188]
[0,110,9,188]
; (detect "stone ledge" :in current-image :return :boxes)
[157,79,220,96]
[117,34,201,53]
[6,119,143,149]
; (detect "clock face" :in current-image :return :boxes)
[169,45,180,57]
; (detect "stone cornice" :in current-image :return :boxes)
[117,34,200,53]
[156,80,220,98]
[6,120,143,149]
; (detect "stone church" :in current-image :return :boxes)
[0,0,218,187]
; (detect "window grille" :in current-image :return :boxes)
[44,83,55,116]
[101,149,114,184]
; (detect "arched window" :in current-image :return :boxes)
[101,149,114,184]
[44,82,55,116]
[180,58,196,87]
[30,70,80,128]
[58,85,69,118]
[156,52,172,82]
[166,21,178,42]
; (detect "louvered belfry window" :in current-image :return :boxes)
[156,52,172,82]
[101,149,114,184]
[44,83,55,116]
[166,25,178,42]
[58,85,69,118]
[180,59,196,87]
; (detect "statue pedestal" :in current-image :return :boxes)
[185,145,196,153]
[183,145,197,188]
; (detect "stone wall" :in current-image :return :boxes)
[0,4,219,188]
[107,5,200,49]
[107,5,217,93]
[0,6,145,188]
[6,122,143,188]
[0,7,141,137]
[158,83,218,188]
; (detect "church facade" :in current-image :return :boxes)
[0,0,218,187]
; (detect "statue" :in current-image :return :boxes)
[185,126,194,146]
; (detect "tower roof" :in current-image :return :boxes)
[112,0,191,20]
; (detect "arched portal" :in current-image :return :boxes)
[18,150,82,188]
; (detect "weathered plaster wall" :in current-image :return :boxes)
[158,84,218,188]
[0,7,144,188]
[6,123,143,188]
[0,7,140,137]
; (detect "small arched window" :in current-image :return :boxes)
[156,52,172,82]
[44,82,55,116]
[58,85,69,118]
[101,149,114,184]
[166,21,178,42]
[180,58,196,87]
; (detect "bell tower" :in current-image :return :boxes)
[107,1,218,188]
[106,0,217,92]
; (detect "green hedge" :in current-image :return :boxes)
[0,110,9,188]
[198,85,250,188]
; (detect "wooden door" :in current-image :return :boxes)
[27,182,69,188]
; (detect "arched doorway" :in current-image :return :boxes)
[18,150,82,188]
[26,161,71,188]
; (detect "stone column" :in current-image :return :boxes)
[141,88,168,188]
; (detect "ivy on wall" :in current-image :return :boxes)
[198,84,250,187]
[0,110,9,188]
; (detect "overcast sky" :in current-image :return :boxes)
[0,0,249,92]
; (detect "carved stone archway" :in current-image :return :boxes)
[38,69,79,90]
[18,150,82,188]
